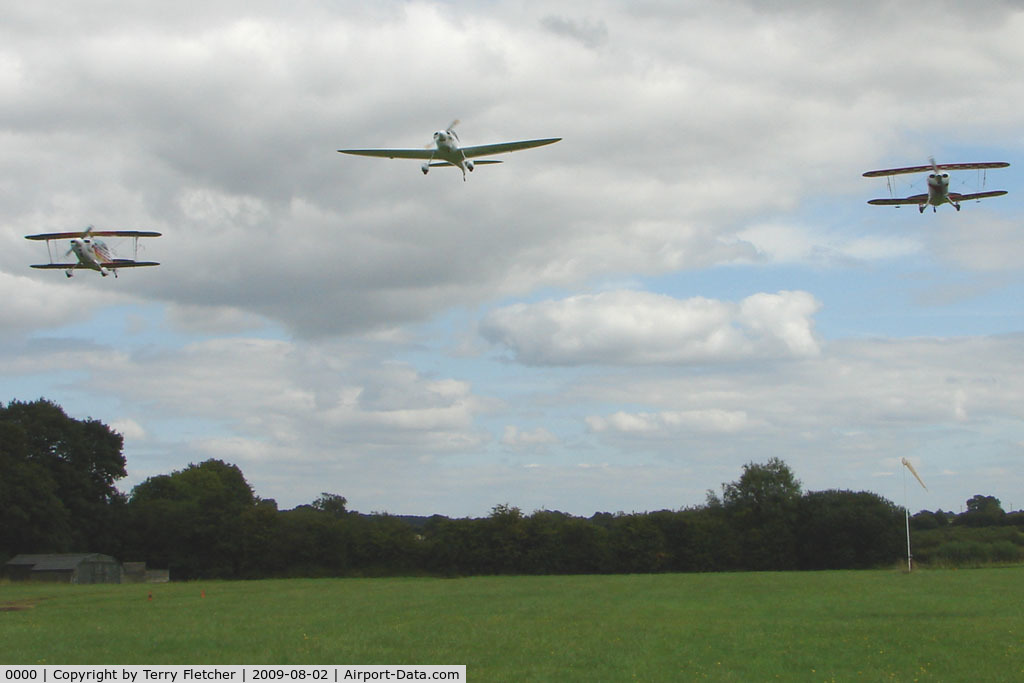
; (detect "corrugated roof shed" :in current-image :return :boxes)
[4,553,122,583]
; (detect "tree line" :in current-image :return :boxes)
[3,398,1022,579]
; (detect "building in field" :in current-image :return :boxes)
[3,553,123,584]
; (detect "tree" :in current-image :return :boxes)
[125,459,259,578]
[911,509,953,530]
[721,458,802,570]
[956,495,1006,527]
[312,492,349,518]
[483,504,528,573]
[269,505,351,577]
[0,420,71,556]
[797,490,903,569]
[0,399,126,555]
[722,457,802,510]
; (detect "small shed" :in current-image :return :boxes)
[4,554,123,584]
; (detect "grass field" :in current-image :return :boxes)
[2,569,1023,680]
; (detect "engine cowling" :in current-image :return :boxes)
[466,160,475,172]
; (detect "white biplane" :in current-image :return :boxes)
[25,227,161,278]
[338,120,561,180]
[863,158,1009,213]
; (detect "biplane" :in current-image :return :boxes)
[338,120,561,181]
[25,227,161,278]
[863,159,1009,213]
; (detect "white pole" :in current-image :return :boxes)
[903,464,912,572]
[905,506,912,572]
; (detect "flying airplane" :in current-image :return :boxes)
[338,120,561,180]
[863,158,1009,213]
[25,227,161,278]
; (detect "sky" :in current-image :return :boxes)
[2,0,1023,517]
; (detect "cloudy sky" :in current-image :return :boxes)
[3,0,1023,517]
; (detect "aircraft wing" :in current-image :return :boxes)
[31,260,159,269]
[337,148,435,160]
[863,161,1010,177]
[461,138,561,158]
[949,190,1008,201]
[106,260,160,267]
[25,231,162,240]
[867,194,929,206]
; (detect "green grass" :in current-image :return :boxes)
[3,569,1023,680]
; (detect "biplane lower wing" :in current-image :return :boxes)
[868,189,1008,206]
[867,194,929,206]
[950,190,1008,202]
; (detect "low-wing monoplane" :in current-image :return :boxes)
[863,158,1009,212]
[338,120,561,180]
[25,227,161,278]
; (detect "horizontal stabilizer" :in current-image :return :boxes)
[428,160,504,168]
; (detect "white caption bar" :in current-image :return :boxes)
[0,666,465,683]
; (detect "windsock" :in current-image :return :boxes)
[901,457,928,491]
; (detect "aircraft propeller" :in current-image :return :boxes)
[445,119,460,141]
[425,119,460,148]
[64,225,96,256]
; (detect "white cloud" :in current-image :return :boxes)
[586,409,755,436]
[502,425,560,448]
[0,268,140,336]
[109,418,147,441]
[481,290,821,365]
[737,223,922,265]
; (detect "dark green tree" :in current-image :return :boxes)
[0,399,126,556]
[269,505,351,577]
[797,490,903,569]
[608,513,667,573]
[956,495,1006,527]
[0,420,71,557]
[911,509,953,530]
[720,458,802,570]
[125,459,258,578]
[483,504,528,573]
[312,492,349,518]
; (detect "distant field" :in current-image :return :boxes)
[2,569,1023,680]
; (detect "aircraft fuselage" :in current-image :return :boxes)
[423,130,474,178]
[69,238,111,276]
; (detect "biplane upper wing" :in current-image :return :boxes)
[461,138,562,158]
[867,194,929,206]
[863,162,1010,178]
[31,261,159,270]
[337,148,435,159]
[25,231,162,241]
